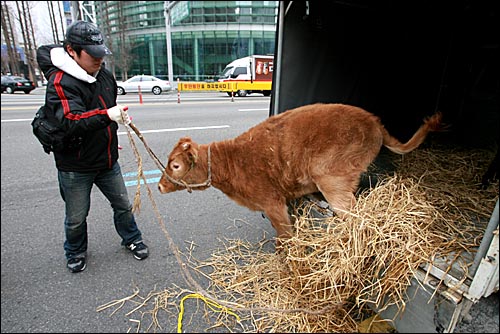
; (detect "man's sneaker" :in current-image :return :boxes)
[126,241,149,260]
[67,257,86,273]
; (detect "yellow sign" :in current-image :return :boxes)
[230,81,272,91]
[178,82,236,92]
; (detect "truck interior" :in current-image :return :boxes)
[270,1,498,332]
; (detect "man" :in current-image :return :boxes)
[36,20,148,273]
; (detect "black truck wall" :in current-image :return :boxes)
[271,0,498,147]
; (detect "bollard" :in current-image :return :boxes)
[231,89,234,102]
[177,78,181,103]
[138,85,143,104]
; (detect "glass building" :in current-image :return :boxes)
[93,1,278,82]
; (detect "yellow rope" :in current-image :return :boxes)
[177,293,240,333]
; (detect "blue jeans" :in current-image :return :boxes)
[58,162,142,260]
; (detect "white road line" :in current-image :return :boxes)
[117,124,230,135]
[0,119,230,134]
[238,108,268,111]
[1,118,33,122]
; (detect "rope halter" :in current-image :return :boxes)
[161,145,212,193]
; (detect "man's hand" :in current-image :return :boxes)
[107,104,131,125]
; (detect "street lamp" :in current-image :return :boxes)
[164,1,176,88]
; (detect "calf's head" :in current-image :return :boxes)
[158,137,210,194]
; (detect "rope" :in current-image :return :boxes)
[128,123,165,170]
[177,293,240,333]
[128,122,211,192]
[123,122,203,290]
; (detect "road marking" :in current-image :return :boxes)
[1,118,33,122]
[125,176,161,187]
[123,169,162,187]
[0,120,231,134]
[123,169,162,177]
[118,124,229,135]
[238,108,268,112]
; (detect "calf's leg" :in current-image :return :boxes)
[263,202,294,248]
[314,174,359,219]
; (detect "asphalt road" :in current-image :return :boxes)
[1,89,498,333]
[1,89,276,332]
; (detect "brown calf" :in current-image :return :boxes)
[158,103,442,246]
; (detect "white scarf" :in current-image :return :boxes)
[50,47,98,83]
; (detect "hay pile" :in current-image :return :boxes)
[195,178,463,332]
[99,146,498,333]
[189,145,498,332]
[397,146,498,231]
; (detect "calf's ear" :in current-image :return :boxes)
[182,142,198,164]
[179,136,192,147]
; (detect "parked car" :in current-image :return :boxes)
[1,75,36,94]
[116,75,172,95]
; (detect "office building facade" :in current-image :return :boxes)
[93,1,278,81]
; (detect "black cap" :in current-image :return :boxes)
[65,20,112,58]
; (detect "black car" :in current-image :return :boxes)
[1,75,36,94]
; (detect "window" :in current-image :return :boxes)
[233,67,247,76]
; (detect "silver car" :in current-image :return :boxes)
[116,75,172,95]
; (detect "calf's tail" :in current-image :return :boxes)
[383,111,443,155]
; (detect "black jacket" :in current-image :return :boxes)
[37,44,119,172]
